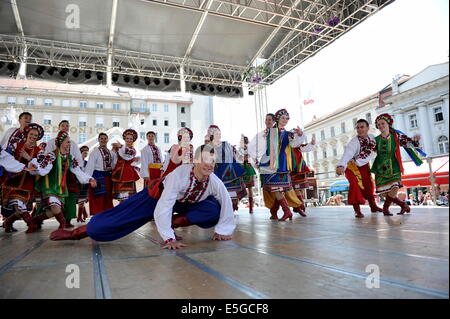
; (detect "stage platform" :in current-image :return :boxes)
[0,206,448,299]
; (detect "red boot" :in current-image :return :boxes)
[28,213,50,233]
[54,213,66,229]
[391,197,411,215]
[353,204,364,218]
[171,214,192,229]
[383,196,394,216]
[368,197,383,213]
[50,225,88,241]
[3,214,20,233]
[248,197,254,214]
[270,201,279,220]
[278,198,293,221]
[232,199,239,211]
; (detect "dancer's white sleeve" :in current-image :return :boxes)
[0,148,25,172]
[84,149,98,177]
[139,146,150,178]
[210,175,236,236]
[29,152,56,176]
[154,168,184,241]
[70,161,92,184]
[300,143,315,152]
[337,137,358,169]
[290,132,307,147]
[248,131,267,160]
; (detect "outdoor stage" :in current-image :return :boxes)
[0,205,448,299]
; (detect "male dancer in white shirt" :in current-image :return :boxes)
[140,131,163,186]
[50,144,235,250]
[336,119,382,218]
[84,133,118,215]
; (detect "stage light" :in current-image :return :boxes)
[7,63,16,71]
[0,61,5,69]
[208,84,215,93]
[216,85,223,92]
[112,73,119,82]
[84,70,92,79]
[153,78,160,86]
[47,67,57,76]
[144,77,151,86]
[163,79,170,86]
[133,76,140,85]
[123,75,130,83]
[200,84,206,91]
[96,72,103,81]
[233,88,240,95]
[72,69,80,77]
[225,87,231,93]
[248,90,254,96]
[191,83,198,90]
[35,65,46,75]
[59,68,69,77]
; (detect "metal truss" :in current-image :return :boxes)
[0,0,393,88]
[0,34,246,87]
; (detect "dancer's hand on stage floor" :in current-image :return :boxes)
[212,233,232,241]
[162,241,187,250]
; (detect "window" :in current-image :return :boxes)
[140,103,146,112]
[43,115,52,125]
[409,114,418,128]
[438,136,449,154]
[164,133,170,144]
[313,151,318,161]
[78,117,87,127]
[42,133,51,142]
[434,107,444,122]
[154,133,158,143]
[352,118,357,127]
[80,101,87,108]
[330,126,335,137]
[78,133,86,143]
[7,96,16,104]
[153,119,157,126]
[113,103,120,110]
[164,120,169,126]
[44,98,53,106]
[320,130,325,140]
[181,107,186,114]
[26,98,35,105]
[180,121,186,128]
[62,100,71,107]
[152,104,157,112]
[140,132,146,140]
[112,118,120,127]
[333,148,337,157]
[323,150,327,159]
[96,102,104,109]
[312,133,316,141]
[341,122,346,134]
[366,113,372,124]
[164,104,169,112]
[95,117,104,127]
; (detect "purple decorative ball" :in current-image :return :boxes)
[327,16,340,27]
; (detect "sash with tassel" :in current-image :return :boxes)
[393,128,426,167]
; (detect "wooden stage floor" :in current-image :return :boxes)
[0,205,448,299]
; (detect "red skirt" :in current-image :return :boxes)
[89,176,114,215]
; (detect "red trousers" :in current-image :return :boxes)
[88,176,114,215]
[345,164,376,205]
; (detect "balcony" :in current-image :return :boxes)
[130,106,151,114]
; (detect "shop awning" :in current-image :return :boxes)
[329,180,349,192]
[401,156,449,187]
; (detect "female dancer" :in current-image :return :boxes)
[28,131,97,232]
[371,113,424,215]
[1,123,44,232]
[111,129,140,201]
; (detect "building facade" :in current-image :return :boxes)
[0,79,214,157]
[381,62,449,158]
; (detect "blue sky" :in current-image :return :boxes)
[214,0,449,142]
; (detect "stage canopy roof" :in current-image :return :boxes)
[0,0,393,89]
